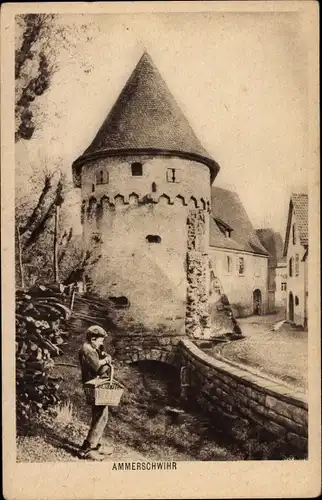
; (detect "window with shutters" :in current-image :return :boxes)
[96,169,109,185]
[238,257,245,275]
[281,282,287,291]
[166,168,182,183]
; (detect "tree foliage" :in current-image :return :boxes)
[15,14,56,142]
[15,15,96,287]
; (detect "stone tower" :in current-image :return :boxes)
[72,53,220,337]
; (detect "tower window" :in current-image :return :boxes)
[146,235,161,243]
[152,182,157,193]
[131,162,143,176]
[166,168,182,183]
[96,169,109,185]
[289,257,293,277]
[295,296,299,306]
[92,183,95,192]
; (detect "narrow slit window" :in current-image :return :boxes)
[292,223,296,245]
[166,168,181,183]
[152,182,157,193]
[295,253,299,276]
[131,162,143,176]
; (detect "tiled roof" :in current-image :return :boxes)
[256,229,284,266]
[292,193,308,246]
[73,52,219,184]
[283,193,308,255]
[210,187,268,256]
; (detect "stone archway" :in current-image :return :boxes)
[253,289,262,315]
[124,348,177,366]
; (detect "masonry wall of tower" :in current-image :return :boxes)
[80,155,211,334]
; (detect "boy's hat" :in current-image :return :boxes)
[87,325,107,339]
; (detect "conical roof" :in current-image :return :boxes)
[73,52,219,184]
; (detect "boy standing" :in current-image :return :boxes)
[78,325,114,460]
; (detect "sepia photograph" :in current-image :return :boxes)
[1,1,320,499]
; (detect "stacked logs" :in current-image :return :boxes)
[16,284,71,424]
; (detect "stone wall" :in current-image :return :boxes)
[79,155,212,334]
[179,338,308,455]
[80,156,211,207]
[185,209,211,338]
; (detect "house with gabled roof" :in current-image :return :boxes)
[256,228,285,312]
[283,193,308,328]
[72,52,269,337]
[208,187,269,318]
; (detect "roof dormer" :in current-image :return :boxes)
[213,216,233,239]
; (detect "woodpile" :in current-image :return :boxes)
[16,284,71,423]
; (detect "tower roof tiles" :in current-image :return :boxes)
[72,52,219,185]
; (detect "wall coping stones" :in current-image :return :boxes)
[180,339,308,410]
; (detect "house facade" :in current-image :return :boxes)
[208,188,268,317]
[72,52,269,337]
[275,258,288,309]
[256,229,284,313]
[283,193,308,328]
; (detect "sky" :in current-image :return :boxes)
[16,11,309,238]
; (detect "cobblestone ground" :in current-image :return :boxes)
[218,313,308,392]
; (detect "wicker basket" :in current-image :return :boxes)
[84,364,124,406]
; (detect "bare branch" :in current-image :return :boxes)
[20,174,55,235]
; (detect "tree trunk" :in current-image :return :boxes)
[69,286,76,313]
[53,204,59,282]
[16,224,25,289]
